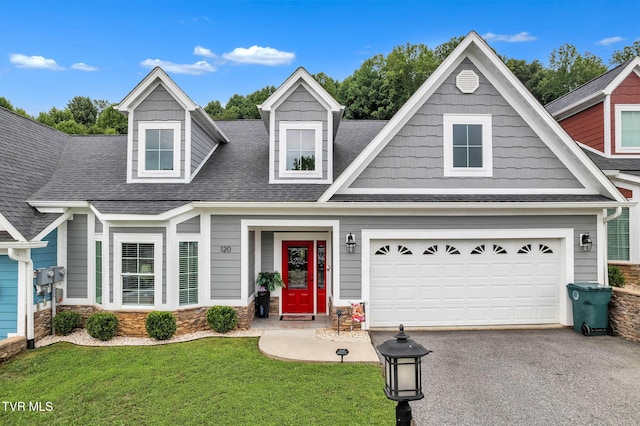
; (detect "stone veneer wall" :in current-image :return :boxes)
[330,305,363,331]
[609,287,640,343]
[34,308,52,341]
[611,263,640,286]
[59,303,254,337]
[0,336,26,363]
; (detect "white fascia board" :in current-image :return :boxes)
[0,213,26,241]
[27,201,89,213]
[339,187,601,195]
[603,58,640,95]
[260,67,343,112]
[90,202,194,223]
[117,68,197,112]
[192,201,628,215]
[192,107,229,143]
[464,45,627,203]
[0,241,48,249]
[32,209,75,241]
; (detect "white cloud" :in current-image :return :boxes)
[71,62,98,71]
[482,32,537,43]
[9,53,64,70]
[140,59,216,75]
[597,36,625,46]
[222,45,295,65]
[194,45,216,58]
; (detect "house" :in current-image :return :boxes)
[546,57,640,275]
[0,32,628,347]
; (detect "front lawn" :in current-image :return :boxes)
[0,338,393,425]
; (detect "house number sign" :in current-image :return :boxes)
[220,245,232,253]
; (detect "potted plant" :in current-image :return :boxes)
[255,271,285,318]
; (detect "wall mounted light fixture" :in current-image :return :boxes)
[580,233,593,252]
[346,233,356,253]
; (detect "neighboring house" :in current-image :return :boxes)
[546,57,640,271]
[0,32,628,345]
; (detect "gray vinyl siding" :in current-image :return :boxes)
[210,216,241,299]
[336,215,597,299]
[191,120,216,174]
[67,214,88,298]
[261,231,274,272]
[274,85,329,181]
[249,231,255,295]
[351,58,583,189]
[132,85,186,180]
[177,216,201,234]
[108,227,166,304]
[95,216,103,234]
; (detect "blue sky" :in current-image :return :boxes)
[1,0,638,116]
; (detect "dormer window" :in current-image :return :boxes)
[279,121,323,178]
[138,121,181,178]
[616,105,640,152]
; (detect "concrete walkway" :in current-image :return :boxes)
[258,328,380,364]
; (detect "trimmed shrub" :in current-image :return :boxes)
[206,306,238,333]
[86,312,119,341]
[145,311,177,340]
[608,265,626,288]
[53,311,81,336]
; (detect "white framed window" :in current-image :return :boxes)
[137,121,181,177]
[443,114,493,177]
[608,207,630,261]
[114,234,163,308]
[178,241,198,306]
[279,121,323,178]
[615,105,640,153]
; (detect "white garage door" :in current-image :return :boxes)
[369,239,561,327]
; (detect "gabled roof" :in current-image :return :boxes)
[319,31,626,203]
[0,107,66,241]
[545,57,640,117]
[258,67,345,136]
[116,67,228,144]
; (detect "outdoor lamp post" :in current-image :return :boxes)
[377,324,432,426]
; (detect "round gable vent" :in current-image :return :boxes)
[456,70,479,93]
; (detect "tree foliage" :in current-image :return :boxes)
[7,37,640,133]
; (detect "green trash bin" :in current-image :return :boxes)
[567,283,615,336]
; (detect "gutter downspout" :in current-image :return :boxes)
[602,207,623,287]
[8,248,35,349]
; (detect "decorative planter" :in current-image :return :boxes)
[256,291,271,318]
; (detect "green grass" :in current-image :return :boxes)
[0,338,394,425]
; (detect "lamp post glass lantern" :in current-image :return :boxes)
[377,324,431,426]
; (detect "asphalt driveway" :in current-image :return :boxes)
[370,329,640,425]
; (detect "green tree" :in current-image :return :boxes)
[610,40,640,66]
[204,100,224,118]
[313,72,340,99]
[55,119,87,134]
[0,97,14,111]
[67,96,98,127]
[535,44,607,104]
[338,54,388,119]
[95,106,127,134]
[434,36,465,62]
[504,58,547,102]
[37,107,73,127]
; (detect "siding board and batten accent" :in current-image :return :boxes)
[67,215,88,298]
[210,216,241,299]
[350,59,583,190]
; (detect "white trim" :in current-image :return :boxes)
[359,228,575,330]
[274,232,332,316]
[614,104,640,153]
[241,219,340,312]
[337,187,598,195]
[137,121,182,178]
[117,68,197,112]
[0,213,25,242]
[604,95,612,156]
[278,121,323,179]
[113,233,163,309]
[319,32,625,203]
[443,114,492,177]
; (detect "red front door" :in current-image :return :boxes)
[282,241,314,314]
